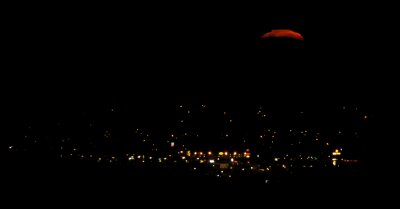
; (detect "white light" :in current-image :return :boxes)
[137,155,141,159]
[209,159,215,164]
[171,142,175,147]
[149,157,152,160]
[242,168,245,171]
[250,167,253,170]
[221,170,224,173]
[274,158,279,162]
[231,158,234,162]
[193,167,197,170]
[163,157,167,160]
[182,156,186,160]
[8,146,13,150]
[257,155,260,158]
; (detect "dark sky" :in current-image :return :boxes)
[4,2,385,112]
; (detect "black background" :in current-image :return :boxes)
[3,2,394,198]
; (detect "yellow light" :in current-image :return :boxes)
[194,152,197,155]
[208,151,212,155]
[245,155,250,159]
[199,152,203,156]
[224,152,228,156]
[219,152,224,156]
[200,160,204,163]
[274,158,279,162]
[233,152,237,156]
[181,156,186,160]
[332,149,341,156]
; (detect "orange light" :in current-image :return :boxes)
[261,29,304,40]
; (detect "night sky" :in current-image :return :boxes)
[4,2,384,194]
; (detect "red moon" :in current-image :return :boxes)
[261,29,304,41]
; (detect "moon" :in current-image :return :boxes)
[261,29,304,41]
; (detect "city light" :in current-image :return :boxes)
[332,149,341,156]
